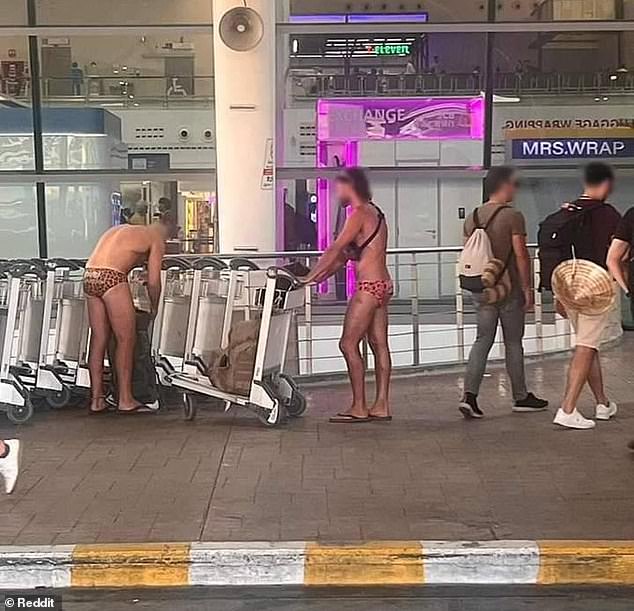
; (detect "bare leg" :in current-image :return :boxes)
[367,305,392,418]
[103,284,138,411]
[586,351,608,406]
[561,346,596,414]
[86,296,111,412]
[338,291,378,418]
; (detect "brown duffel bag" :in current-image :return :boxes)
[207,318,260,396]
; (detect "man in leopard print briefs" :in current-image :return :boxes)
[84,213,176,414]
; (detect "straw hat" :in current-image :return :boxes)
[551,259,615,316]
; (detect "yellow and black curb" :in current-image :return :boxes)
[2,541,634,589]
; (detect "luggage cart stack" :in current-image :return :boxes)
[152,258,195,386]
[37,258,90,406]
[0,261,45,423]
[181,256,229,377]
[169,265,306,427]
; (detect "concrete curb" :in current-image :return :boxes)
[2,541,634,589]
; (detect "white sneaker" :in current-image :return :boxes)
[553,408,596,430]
[0,439,21,494]
[595,401,618,421]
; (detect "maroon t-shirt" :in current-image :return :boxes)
[572,196,621,269]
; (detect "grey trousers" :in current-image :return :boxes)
[464,294,528,401]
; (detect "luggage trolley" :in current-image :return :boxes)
[181,256,229,376]
[0,262,43,423]
[170,266,306,427]
[8,260,49,401]
[37,258,90,406]
[152,258,195,385]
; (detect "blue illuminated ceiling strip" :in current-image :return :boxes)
[289,13,428,24]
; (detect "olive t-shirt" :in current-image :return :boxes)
[463,203,527,294]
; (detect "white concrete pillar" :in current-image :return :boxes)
[213,0,276,253]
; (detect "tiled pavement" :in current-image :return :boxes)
[2,337,634,546]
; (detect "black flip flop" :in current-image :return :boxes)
[329,414,371,424]
[369,415,393,422]
[88,407,111,416]
[116,404,156,415]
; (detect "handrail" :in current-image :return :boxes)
[167,245,540,259]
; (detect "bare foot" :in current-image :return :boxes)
[337,403,368,419]
[368,400,390,419]
[89,397,108,414]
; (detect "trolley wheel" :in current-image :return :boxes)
[183,394,197,421]
[287,391,307,418]
[254,400,285,428]
[45,386,72,409]
[6,399,34,425]
[278,373,307,418]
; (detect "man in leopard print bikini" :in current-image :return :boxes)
[84,213,176,414]
[304,168,393,423]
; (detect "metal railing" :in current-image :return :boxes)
[1,75,215,109]
[290,71,634,99]
[183,246,623,379]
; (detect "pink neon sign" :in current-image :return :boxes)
[317,97,484,142]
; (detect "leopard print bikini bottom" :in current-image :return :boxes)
[83,268,128,298]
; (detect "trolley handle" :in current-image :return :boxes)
[266,266,303,290]
[162,257,192,271]
[192,257,227,271]
[230,258,260,271]
[46,258,82,271]
[10,262,47,280]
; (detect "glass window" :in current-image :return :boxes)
[37,0,212,26]
[0,37,34,170]
[0,184,38,258]
[287,0,487,23]
[38,33,214,171]
[286,31,486,100]
[492,31,634,169]
[0,0,28,26]
[497,0,620,21]
[46,176,216,257]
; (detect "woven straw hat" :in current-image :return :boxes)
[551,259,615,316]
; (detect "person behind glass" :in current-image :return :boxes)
[553,163,621,430]
[0,438,20,494]
[83,211,177,415]
[460,166,548,418]
[70,62,83,96]
[303,168,393,423]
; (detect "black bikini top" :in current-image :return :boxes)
[343,202,385,262]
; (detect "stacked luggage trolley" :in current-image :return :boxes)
[0,255,307,428]
[153,257,307,427]
[0,258,91,423]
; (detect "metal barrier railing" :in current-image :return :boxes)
[176,246,622,378]
[290,71,634,100]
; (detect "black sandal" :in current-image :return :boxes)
[329,414,371,424]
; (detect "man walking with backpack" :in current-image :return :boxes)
[459,166,548,418]
[540,162,621,430]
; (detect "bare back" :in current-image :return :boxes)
[353,203,390,282]
[87,225,162,273]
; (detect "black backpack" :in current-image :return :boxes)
[537,203,600,291]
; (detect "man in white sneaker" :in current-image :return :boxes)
[551,163,620,430]
[0,438,20,494]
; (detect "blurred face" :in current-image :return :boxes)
[595,179,614,201]
[498,173,519,203]
[335,178,354,207]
